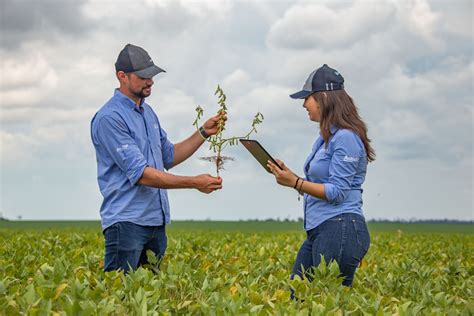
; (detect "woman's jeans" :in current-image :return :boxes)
[103,221,167,272]
[291,213,370,286]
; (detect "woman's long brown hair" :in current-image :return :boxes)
[312,90,375,162]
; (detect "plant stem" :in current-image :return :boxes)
[216,146,221,177]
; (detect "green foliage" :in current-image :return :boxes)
[1,229,473,314]
[1,220,473,234]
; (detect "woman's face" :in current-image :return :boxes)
[303,95,321,122]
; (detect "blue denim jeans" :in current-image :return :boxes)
[291,213,370,286]
[103,221,167,272]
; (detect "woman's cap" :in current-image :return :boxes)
[115,44,166,79]
[290,64,344,99]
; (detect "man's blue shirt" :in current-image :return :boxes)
[303,127,367,231]
[91,89,175,230]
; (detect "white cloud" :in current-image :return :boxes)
[375,64,437,105]
[0,53,58,107]
[222,69,252,95]
[267,0,396,50]
[1,107,95,126]
[400,0,442,48]
[175,0,233,19]
[151,89,199,140]
[0,0,472,221]
[377,110,430,146]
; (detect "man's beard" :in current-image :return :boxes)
[132,87,151,99]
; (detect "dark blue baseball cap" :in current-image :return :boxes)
[115,44,166,79]
[290,64,344,99]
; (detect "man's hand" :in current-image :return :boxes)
[267,159,299,188]
[194,174,223,193]
[202,112,227,136]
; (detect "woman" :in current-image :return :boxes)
[267,64,375,287]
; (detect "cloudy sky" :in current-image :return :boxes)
[0,0,472,222]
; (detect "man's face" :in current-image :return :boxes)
[119,72,154,99]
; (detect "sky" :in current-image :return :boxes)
[0,0,472,222]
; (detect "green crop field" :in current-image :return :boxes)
[1,221,473,314]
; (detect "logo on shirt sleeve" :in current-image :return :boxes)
[116,144,129,152]
[343,155,359,163]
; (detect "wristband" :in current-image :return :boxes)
[293,177,300,189]
[297,179,305,201]
[298,179,305,193]
[199,126,210,139]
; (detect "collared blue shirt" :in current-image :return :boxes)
[91,89,175,230]
[303,127,367,231]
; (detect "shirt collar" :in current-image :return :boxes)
[319,124,339,136]
[114,89,145,112]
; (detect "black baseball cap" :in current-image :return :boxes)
[115,44,166,79]
[290,64,344,99]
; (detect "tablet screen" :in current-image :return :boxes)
[239,139,283,173]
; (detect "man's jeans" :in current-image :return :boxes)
[103,221,167,272]
[291,213,370,286]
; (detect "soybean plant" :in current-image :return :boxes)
[193,85,264,176]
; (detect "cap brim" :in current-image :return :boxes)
[134,65,166,79]
[289,90,313,99]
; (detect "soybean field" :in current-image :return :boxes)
[1,221,473,315]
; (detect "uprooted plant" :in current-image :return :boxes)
[193,85,264,176]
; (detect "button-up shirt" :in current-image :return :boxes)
[91,89,175,230]
[303,127,367,231]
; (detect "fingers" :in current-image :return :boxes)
[202,184,222,194]
[204,113,227,134]
[210,184,222,190]
[213,112,227,121]
[200,175,223,193]
[267,160,294,187]
[266,160,280,176]
[266,160,274,172]
[275,159,289,171]
[208,175,222,185]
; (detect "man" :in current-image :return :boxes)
[91,44,224,272]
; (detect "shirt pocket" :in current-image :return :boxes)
[307,150,331,182]
[313,146,331,161]
[145,118,162,150]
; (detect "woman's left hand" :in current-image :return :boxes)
[267,159,299,188]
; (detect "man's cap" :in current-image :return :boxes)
[115,44,166,79]
[290,64,344,99]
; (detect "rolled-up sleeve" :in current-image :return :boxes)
[160,127,175,170]
[94,114,147,185]
[324,131,362,204]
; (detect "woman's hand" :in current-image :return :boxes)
[267,159,299,188]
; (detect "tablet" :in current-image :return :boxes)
[239,139,283,173]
